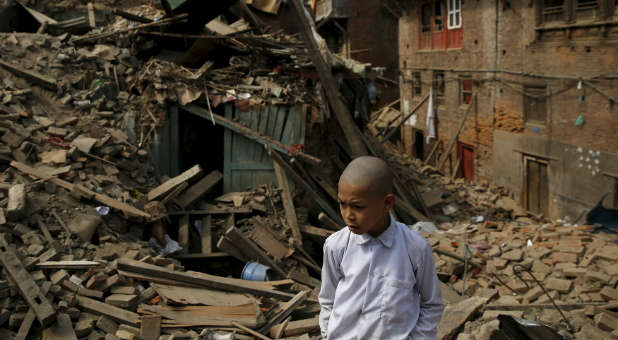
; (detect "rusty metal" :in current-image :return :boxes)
[512,264,573,332]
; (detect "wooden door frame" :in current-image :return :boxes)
[522,155,549,214]
[456,141,474,180]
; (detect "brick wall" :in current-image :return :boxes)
[398,0,617,218]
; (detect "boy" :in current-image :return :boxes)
[319,156,444,340]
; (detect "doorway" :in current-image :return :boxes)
[456,142,474,181]
[524,156,549,216]
[414,130,425,160]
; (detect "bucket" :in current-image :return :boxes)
[241,262,271,281]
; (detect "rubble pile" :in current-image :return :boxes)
[425,220,618,339]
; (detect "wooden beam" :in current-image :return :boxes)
[174,170,223,208]
[283,317,319,337]
[75,296,140,326]
[117,259,294,301]
[437,94,477,171]
[0,249,56,327]
[10,161,150,219]
[273,159,302,246]
[16,281,51,340]
[380,94,430,142]
[201,214,212,254]
[0,59,57,90]
[485,302,610,311]
[182,105,321,165]
[148,164,203,201]
[289,0,367,157]
[318,212,343,231]
[72,13,188,44]
[300,224,334,238]
[168,207,252,215]
[258,291,309,334]
[269,149,344,226]
[140,315,161,340]
[232,322,273,340]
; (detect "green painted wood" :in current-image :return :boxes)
[224,104,305,192]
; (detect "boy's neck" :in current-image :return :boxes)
[368,213,391,237]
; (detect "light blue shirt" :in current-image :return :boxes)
[319,215,444,340]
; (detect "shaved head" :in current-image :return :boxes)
[339,156,393,197]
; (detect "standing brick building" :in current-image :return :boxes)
[397,0,617,220]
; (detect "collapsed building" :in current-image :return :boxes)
[0,0,616,340]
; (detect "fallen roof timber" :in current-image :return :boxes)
[181,104,321,165]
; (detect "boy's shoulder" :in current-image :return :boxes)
[323,227,351,252]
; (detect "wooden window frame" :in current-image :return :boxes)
[447,0,462,29]
[459,76,473,106]
[539,0,610,25]
[523,84,548,125]
[413,72,422,97]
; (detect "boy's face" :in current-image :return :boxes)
[337,181,395,237]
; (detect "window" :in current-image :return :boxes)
[420,0,462,50]
[413,72,422,97]
[524,85,547,124]
[433,71,445,105]
[575,0,600,20]
[422,3,432,32]
[448,0,462,29]
[459,76,473,105]
[540,0,607,24]
[543,0,566,22]
[434,0,444,31]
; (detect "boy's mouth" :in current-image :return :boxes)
[348,225,360,232]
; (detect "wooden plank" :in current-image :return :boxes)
[36,260,103,269]
[178,215,190,254]
[233,321,272,340]
[75,295,140,326]
[140,315,161,340]
[152,283,255,306]
[380,94,430,142]
[87,2,95,27]
[10,161,150,218]
[283,317,319,337]
[258,291,309,334]
[201,214,212,254]
[182,105,321,165]
[269,149,343,225]
[173,252,231,260]
[160,181,188,205]
[437,94,476,171]
[174,170,223,208]
[168,207,252,215]
[139,303,263,327]
[224,225,285,276]
[300,225,334,238]
[270,316,291,339]
[248,225,293,261]
[0,59,57,90]
[289,0,367,157]
[485,302,610,311]
[117,259,294,300]
[216,236,249,262]
[42,313,76,340]
[16,281,51,340]
[148,164,203,201]
[273,159,302,246]
[0,249,55,327]
[318,212,343,231]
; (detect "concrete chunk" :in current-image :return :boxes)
[7,184,26,221]
[544,278,572,293]
[594,312,618,332]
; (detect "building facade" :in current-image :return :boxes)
[397,0,617,220]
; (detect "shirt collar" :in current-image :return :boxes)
[354,214,396,248]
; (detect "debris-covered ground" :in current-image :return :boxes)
[0,1,616,340]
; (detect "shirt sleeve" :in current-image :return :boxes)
[319,237,343,339]
[410,238,444,340]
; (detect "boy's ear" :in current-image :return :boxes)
[384,193,396,211]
